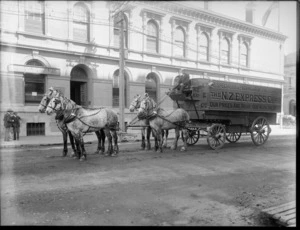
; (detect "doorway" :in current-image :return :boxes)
[70,81,87,106]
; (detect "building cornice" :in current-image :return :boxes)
[134,1,287,42]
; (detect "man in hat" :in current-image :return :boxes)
[3,109,14,141]
[12,112,21,140]
[172,73,191,93]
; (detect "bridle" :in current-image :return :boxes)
[39,95,51,109]
[130,96,142,111]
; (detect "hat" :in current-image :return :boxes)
[7,108,13,112]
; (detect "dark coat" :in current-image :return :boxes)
[3,112,14,128]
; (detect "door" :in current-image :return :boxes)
[71,81,87,106]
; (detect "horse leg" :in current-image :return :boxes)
[62,130,68,157]
[100,129,106,154]
[156,128,163,153]
[151,129,158,152]
[180,129,188,151]
[146,126,152,150]
[104,128,113,156]
[68,130,77,158]
[171,129,180,150]
[74,138,81,159]
[94,131,102,154]
[110,130,119,157]
[162,130,169,148]
[79,134,87,161]
[140,128,146,150]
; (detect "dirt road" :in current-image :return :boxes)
[1,134,296,226]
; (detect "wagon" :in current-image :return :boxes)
[168,78,282,150]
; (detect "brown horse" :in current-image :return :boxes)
[46,95,119,161]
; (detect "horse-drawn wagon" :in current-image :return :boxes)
[168,78,282,150]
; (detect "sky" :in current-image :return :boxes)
[180,1,297,55]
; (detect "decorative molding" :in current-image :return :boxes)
[134,1,287,42]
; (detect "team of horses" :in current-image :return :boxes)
[39,75,190,161]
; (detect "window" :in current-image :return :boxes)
[27,123,45,136]
[25,60,45,104]
[240,42,248,67]
[112,71,128,107]
[145,74,158,102]
[73,3,89,42]
[147,21,159,53]
[25,0,45,34]
[199,32,209,61]
[174,27,185,57]
[113,14,128,48]
[221,37,230,64]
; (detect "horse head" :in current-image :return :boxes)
[38,94,51,113]
[46,97,63,115]
[137,97,156,119]
[129,94,142,112]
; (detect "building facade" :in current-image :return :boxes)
[283,52,296,116]
[0,1,287,137]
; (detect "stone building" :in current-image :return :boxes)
[0,1,287,137]
[283,52,296,116]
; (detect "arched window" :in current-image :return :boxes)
[221,37,230,64]
[145,74,158,102]
[112,70,128,107]
[73,3,89,42]
[147,21,159,53]
[199,32,209,61]
[174,27,185,57]
[25,0,45,34]
[114,14,128,48]
[240,42,248,67]
[24,59,45,104]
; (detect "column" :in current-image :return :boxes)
[142,12,147,53]
[218,31,222,65]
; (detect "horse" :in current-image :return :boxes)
[46,95,119,161]
[137,96,190,153]
[38,87,106,157]
[129,94,169,150]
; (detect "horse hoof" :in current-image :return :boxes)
[80,156,86,161]
[111,153,118,157]
[180,147,187,152]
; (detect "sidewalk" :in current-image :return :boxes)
[0,125,296,149]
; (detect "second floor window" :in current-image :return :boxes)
[174,26,185,57]
[240,42,249,67]
[221,37,230,64]
[146,21,159,53]
[199,32,209,61]
[25,1,45,34]
[73,3,89,42]
[114,15,128,48]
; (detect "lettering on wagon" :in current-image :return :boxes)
[210,91,280,104]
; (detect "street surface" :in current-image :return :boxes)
[1,133,296,226]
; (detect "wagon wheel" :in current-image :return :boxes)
[226,132,242,143]
[183,127,200,146]
[250,116,271,146]
[206,124,226,150]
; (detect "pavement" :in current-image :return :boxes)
[0,125,296,149]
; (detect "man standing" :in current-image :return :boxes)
[12,112,21,140]
[3,109,14,141]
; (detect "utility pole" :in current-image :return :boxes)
[116,11,125,132]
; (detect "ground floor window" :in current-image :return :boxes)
[24,74,45,104]
[27,123,45,136]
